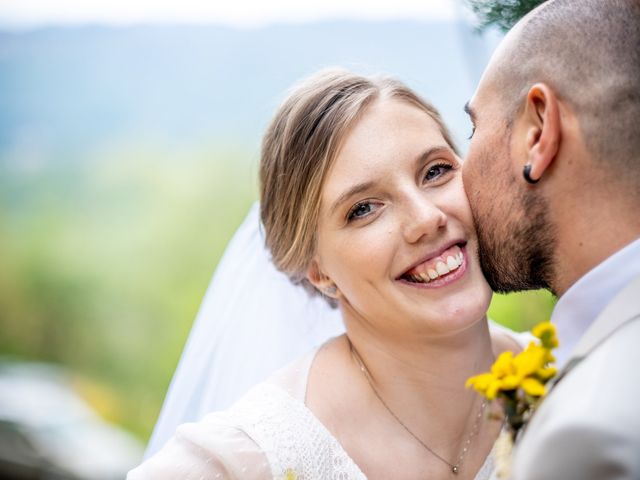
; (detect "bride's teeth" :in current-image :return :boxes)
[405,248,466,284]
[436,262,450,275]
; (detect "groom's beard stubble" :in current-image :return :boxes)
[473,184,557,295]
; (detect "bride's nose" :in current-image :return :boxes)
[401,194,447,244]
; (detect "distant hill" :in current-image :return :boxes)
[0,21,499,165]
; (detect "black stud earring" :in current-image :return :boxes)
[523,163,540,184]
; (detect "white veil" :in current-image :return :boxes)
[145,202,344,457]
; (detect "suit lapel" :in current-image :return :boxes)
[522,275,640,441]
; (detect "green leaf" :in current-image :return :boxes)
[466,0,547,32]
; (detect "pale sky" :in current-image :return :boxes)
[0,0,468,29]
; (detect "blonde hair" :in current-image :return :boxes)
[260,68,457,293]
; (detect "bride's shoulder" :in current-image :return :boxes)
[264,334,345,401]
[127,412,271,480]
[128,343,341,480]
[488,320,535,355]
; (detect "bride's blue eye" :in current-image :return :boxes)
[424,163,453,182]
[347,202,373,221]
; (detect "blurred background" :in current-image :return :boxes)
[0,0,553,477]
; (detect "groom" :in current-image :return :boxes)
[463,0,640,479]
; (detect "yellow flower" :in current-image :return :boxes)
[491,351,516,378]
[537,366,557,380]
[513,343,547,378]
[466,372,495,392]
[465,320,559,438]
[486,378,505,400]
[500,374,521,390]
[544,350,556,364]
[532,321,559,349]
[521,377,546,397]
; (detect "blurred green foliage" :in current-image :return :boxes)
[467,0,546,32]
[0,147,555,442]
[0,147,257,439]
[489,290,556,332]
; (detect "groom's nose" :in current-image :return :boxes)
[401,194,447,244]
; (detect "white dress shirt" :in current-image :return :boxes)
[552,237,640,368]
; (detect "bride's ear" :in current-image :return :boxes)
[306,260,339,299]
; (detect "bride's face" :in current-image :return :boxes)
[310,98,492,338]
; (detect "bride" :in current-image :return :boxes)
[129,69,527,479]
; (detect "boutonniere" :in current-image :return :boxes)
[466,321,559,478]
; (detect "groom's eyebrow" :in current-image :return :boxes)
[464,102,476,123]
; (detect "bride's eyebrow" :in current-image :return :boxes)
[418,146,453,165]
[330,181,376,214]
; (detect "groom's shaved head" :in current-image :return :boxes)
[493,0,640,185]
[464,0,640,295]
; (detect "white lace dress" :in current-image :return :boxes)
[127,334,521,480]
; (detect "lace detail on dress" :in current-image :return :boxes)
[225,382,366,480]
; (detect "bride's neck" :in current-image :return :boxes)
[346,317,494,387]
[305,312,499,478]
[341,313,495,429]
[304,312,500,478]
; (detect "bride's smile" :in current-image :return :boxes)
[311,96,492,337]
[397,241,467,288]
[398,241,466,287]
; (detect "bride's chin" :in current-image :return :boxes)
[419,294,492,335]
[427,311,488,336]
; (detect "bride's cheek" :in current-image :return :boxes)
[442,186,474,228]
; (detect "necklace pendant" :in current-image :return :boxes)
[452,465,459,475]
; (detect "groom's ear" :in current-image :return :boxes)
[306,259,339,299]
[522,83,561,182]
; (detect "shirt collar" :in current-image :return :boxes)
[552,237,640,368]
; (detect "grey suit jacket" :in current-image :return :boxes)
[512,275,640,480]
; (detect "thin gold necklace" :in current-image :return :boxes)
[349,340,487,476]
